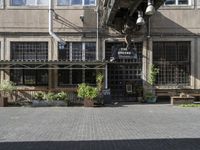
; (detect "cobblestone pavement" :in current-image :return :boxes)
[0,104,200,150]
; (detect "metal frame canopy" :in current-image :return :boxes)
[0,60,106,70]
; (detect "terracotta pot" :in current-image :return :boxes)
[0,97,8,107]
[84,99,94,107]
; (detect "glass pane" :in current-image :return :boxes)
[165,0,175,5]
[11,0,26,6]
[85,70,96,84]
[72,42,82,61]
[84,0,95,5]
[71,0,82,5]
[37,70,48,85]
[58,42,70,60]
[58,70,70,86]
[38,0,48,5]
[26,0,36,6]
[57,0,70,5]
[24,70,36,85]
[72,69,82,84]
[10,69,23,85]
[178,0,188,4]
[85,42,96,61]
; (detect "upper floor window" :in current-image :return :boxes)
[57,0,95,6]
[165,0,191,5]
[11,0,48,6]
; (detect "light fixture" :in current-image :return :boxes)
[136,11,145,26]
[80,15,84,22]
[145,0,155,16]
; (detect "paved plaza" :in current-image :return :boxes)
[0,104,200,150]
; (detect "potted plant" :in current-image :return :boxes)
[96,73,104,105]
[0,80,16,107]
[145,65,159,103]
[77,83,98,107]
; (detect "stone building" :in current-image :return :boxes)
[0,0,199,102]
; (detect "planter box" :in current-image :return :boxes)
[171,96,194,105]
[32,100,68,107]
[147,97,157,103]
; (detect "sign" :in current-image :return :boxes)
[102,89,111,104]
[117,48,137,59]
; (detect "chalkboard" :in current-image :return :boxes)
[102,89,112,104]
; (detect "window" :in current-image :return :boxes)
[11,0,48,6]
[72,42,82,61]
[11,42,48,61]
[85,70,96,84]
[85,42,96,61]
[153,42,191,85]
[58,69,70,86]
[165,0,190,5]
[57,0,95,6]
[0,0,3,7]
[58,43,70,61]
[10,67,48,85]
[72,69,82,84]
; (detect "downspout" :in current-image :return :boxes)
[49,0,65,45]
[96,4,99,61]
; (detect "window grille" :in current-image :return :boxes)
[85,42,96,61]
[153,42,190,85]
[11,42,48,61]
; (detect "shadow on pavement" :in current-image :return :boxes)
[0,138,200,150]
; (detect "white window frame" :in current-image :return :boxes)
[10,0,48,6]
[57,0,96,6]
[164,0,191,6]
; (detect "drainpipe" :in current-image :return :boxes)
[49,0,65,45]
[96,4,99,61]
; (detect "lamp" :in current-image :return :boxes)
[136,11,145,26]
[145,0,155,16]
[80,15,84,22]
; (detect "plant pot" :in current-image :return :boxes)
[147,97,157,103]
[0,97,8,107]
[84,99,94,107]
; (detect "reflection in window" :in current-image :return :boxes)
[165,0,189,5]
[57,0,95,6]
[11,0,48,6]
[58,42,70,61]
[85,42,96,61]
[72,42,82,61]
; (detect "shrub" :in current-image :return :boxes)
[77,83,98,100]
[33,92,45,100]
[43,92,55,101]
[0,80,16,95]
[54,92,69,102]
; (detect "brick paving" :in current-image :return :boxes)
[0,104,200,150]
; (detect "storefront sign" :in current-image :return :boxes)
[118,48,137,59]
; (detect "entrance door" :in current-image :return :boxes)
[106,42,143,102]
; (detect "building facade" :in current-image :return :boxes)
[0,0,199,102]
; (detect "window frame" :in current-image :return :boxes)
[57,0,96,6]
[164,0,191,6]
[10,0,49,6]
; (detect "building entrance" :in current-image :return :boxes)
[105,42,143,101]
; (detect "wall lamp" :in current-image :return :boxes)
[136,11,145,25]
[145,0,155,16]
[80,15,84,22]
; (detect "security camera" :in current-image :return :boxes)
[80,15,84,22]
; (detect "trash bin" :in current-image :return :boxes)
[102,89,112,104]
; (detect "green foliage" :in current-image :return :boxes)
[43,92,55,101]
[33,92,45,100]
[96,72,104,92]
[148,65,159,85]
[0,80,16,94]
[77,83,98,100]
[54,92,69,102]
[180,104,200,107]
[144,92,156,100]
